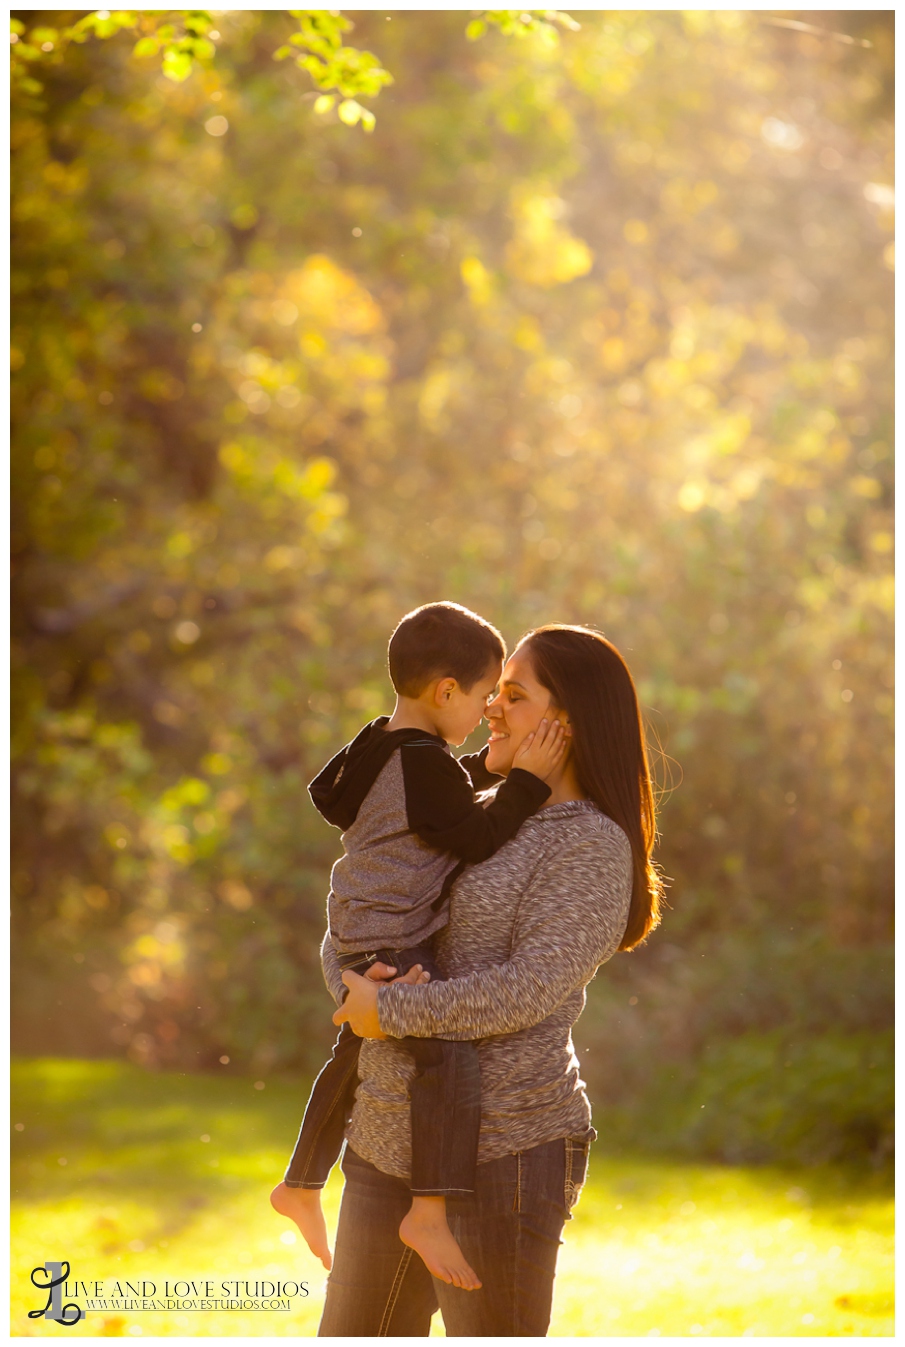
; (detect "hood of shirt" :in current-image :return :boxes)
[308,715,447,831]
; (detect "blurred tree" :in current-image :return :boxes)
[11,11,893,1155]
[10,9,394,118]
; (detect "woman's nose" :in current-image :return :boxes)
[485,694,502,719]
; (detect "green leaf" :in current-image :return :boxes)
[162,48,193,83]
[466,19,487,41]
[189,37,215,62]
[313,94,335,115]
[132,36,160,59]
[296,53,325,81]
[184,11,214,36]
[337,98,362,126]
[81,11,139,40]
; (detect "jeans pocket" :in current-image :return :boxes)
[563,1132,593,1215]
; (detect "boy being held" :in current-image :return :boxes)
[271,602,567,1289]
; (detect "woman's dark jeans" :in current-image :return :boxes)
[284,944,481,1196]
[318,1132,594,1337]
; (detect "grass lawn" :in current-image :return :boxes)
[11,1059,893,1337]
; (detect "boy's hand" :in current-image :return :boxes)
[512,717,569,782]
[363,961,431,986]
[363,961,398,983]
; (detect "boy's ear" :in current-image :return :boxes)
[433,676,458,705]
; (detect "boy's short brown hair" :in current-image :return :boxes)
[388,602,505,698]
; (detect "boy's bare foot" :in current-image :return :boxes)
[270,1181,332,1271]
[399,1196,482,1290]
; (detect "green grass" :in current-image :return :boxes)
[11,1059,893,1337]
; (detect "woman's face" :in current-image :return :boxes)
[484,644,563,776]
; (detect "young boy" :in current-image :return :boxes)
[270,601,567,1290]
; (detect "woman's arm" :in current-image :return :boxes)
[377,826,632,1041]
[320,929,346,1007]
[322,930,432,1016]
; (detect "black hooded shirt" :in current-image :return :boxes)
[308,716,551,953]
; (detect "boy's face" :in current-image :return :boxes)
[435,661,503,747]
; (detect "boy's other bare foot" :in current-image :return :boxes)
[270,1181,332,1271]
[399,1197,482,1290]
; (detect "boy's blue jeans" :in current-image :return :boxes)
[283,944,481,1197]
[318,1134,594,1336]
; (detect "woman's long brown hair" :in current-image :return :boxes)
[519,625,662,951]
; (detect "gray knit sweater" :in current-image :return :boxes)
[321,798,632,1179]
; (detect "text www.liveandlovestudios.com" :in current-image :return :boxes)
[29,1262,310,1326]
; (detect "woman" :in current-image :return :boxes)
[319,624,662,1336]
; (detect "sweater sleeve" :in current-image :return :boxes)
[320,929,346,1008]
[377,826,632,1041]
[400,742,550,863]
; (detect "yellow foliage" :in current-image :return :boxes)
[419,365,455,428]
[299,456,337,498]
[512,315,543,352]
[461,255,494,305]
[677,480,707,512]
[264,545,301,571]
[601,337,627,372]
[850,475,882,499]
[281,255,385,335]
[505,190,593,287]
